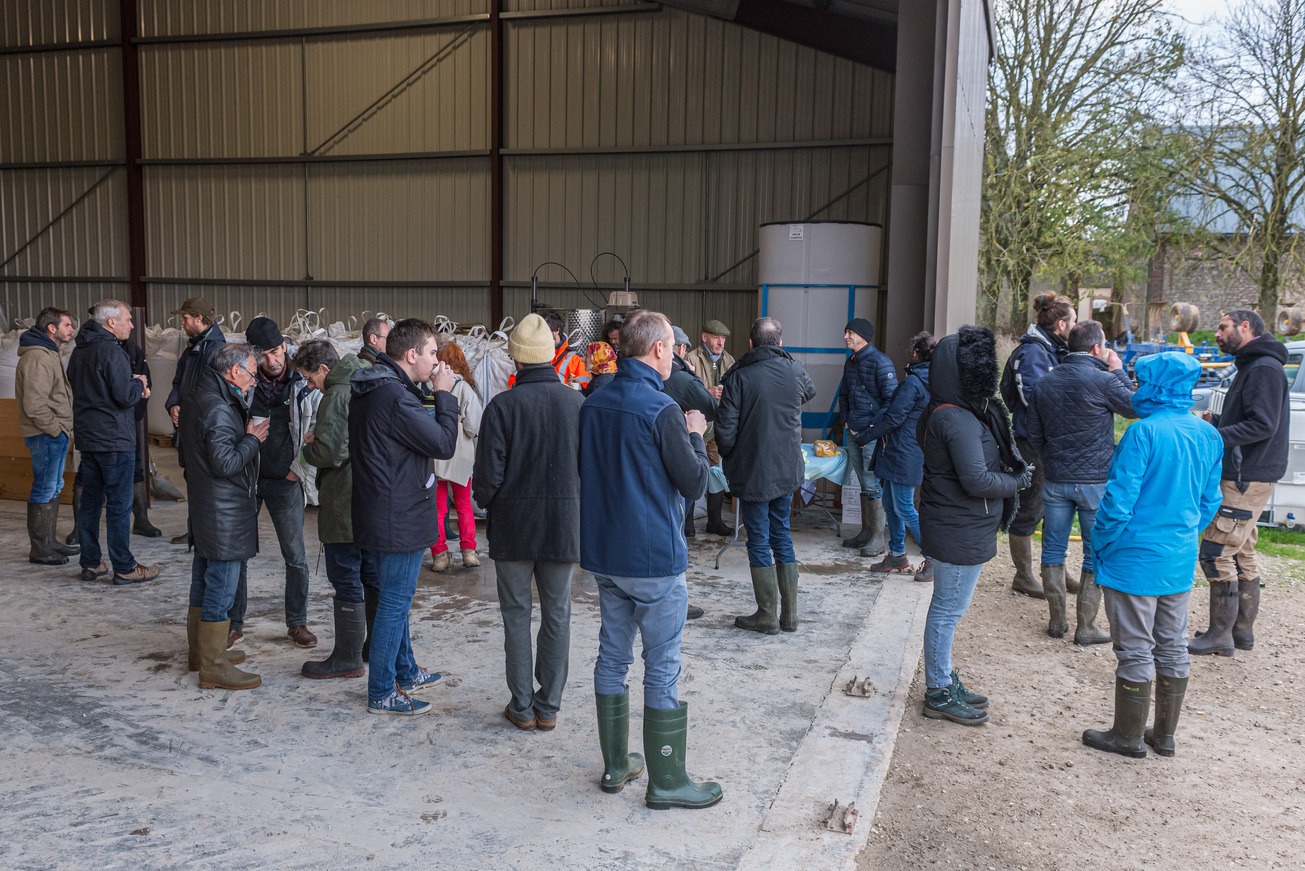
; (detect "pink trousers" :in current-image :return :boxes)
[431,479,477,555]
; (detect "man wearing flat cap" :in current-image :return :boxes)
[683,319,736,536]
[167,296,226,544]
[228,316,318,649]
[839,317,898,557]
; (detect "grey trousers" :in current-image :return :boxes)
[1102,586,1191,683]
[496,560,574,720]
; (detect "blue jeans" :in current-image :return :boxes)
[189,556,244,623]
[230,478,311,629]
[24,432,69,502]
[322,542,378,605]
[77,450,136,573]
[740,495,796,568]
[883,479,921,556]
[844,440,883,500]
[1041,481,1105,572]
[367,549,426,703]
[923,560,983,689]
[594,572,688,710]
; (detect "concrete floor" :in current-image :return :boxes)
[0,447,929,871]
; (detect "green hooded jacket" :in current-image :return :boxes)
[302,353,365,544]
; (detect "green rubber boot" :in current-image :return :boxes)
[735,565,780,635]
[596,688,645,794]
[643,703,723,810]
[1082,677,1150,759]
[776,562,799,632]
[1144,674,1189,758]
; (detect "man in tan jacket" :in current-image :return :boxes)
[682,319,736,535]
[16,307,80,565]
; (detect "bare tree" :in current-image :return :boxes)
[981,0,1185,329]
[1181,0,1305,316]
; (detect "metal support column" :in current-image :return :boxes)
[489,1,505,327]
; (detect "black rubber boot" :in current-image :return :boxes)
[1074,570,1111,645]
[1189,582,1239,656]
[643,702,722,810]
[1144,674,1188,758]
[27,501,68,565]
[1009,535,1043,597]
[132,482,162,538]
[362,584,380,663]
[1082,677,1150,758]
[302,599,367,679]
[842,494,874,548]
[776,562,799,632]
[735,565,780,635]
[705,492,732,537]
[1233,578,1260,651]
[1042,564,1068,638]
[858,498,888,557]
[45,499,80,556]
[65,482,82,546]
[596,688,645,794]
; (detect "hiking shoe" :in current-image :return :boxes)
[431,551,452,572]
[80,561,110,582]
[923,685,988,726]
[870,553,910,573]
[461,549,481,568]
[687,604,705,620]
[113,563,160,585]
[227,628,244,649]
[368,690,431,716]
[914,558,934,583]
[399,669,444,695]
[287,625,318,648]
[504,704,536,730]
[951,670,988,710]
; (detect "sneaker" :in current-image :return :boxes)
[461,549,481,568]
[113,563,160,585]
[914,558,934,583]
[79,561,110,582]
[870,553,910,573]
[431,551,452,572]
[399,668,444,695]
[287,625,318,648]
[951,670,988,709]
[368,690,431,716]
[923,685,988,726]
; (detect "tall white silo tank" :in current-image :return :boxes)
[758,221,883,441]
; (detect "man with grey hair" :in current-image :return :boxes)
[716,316,816,635]
[359,317,391,366]
[67,300,160,584]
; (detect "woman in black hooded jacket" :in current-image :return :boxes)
[917,325,1031,726]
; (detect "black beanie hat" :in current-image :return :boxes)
[845,318,874,344]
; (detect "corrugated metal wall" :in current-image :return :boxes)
[2,0,891,355]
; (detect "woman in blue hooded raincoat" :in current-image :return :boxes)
[1082,352,1222,760]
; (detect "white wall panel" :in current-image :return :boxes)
[310,160,489,282]
[506,8,893,150]
[0,49,122,162]
[136,1,487,38]
[0,0,118,47]
[145,165,305,279]
[0,168,127,276]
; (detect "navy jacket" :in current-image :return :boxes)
[67,319,145,453]
[166,323,225,412]
[473,363,585,563]
[579,357,709,578]
[716,344,817,502]
[864,361,930,486]
[1026,353,1136,484]
[349,354,460,553]
[1214,335,1290,483]
[181,368,262,561]
[840,342,898,440]
[663,354,717,419]
[1000,324,1067,440]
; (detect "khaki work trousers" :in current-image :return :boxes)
[1199,480,1275,585]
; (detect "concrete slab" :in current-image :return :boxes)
[0,449,928,870]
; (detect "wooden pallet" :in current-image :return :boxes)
[0,399,74,504]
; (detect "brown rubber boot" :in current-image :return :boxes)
[1074,570,1111,645]
[1010,535,1043,598]
[1144,674,1188,758]
[197,619,261,690]
[1233,578,1260,651]
[735,565,780,635]
[1189,582,1239,656]
[186,606,246,671]
[1042,564,1068,638]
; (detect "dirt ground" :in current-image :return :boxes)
[859,535,1305,871]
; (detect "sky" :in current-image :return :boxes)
[1165,0,1226,30]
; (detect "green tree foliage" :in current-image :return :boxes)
[981,0,1186,329]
